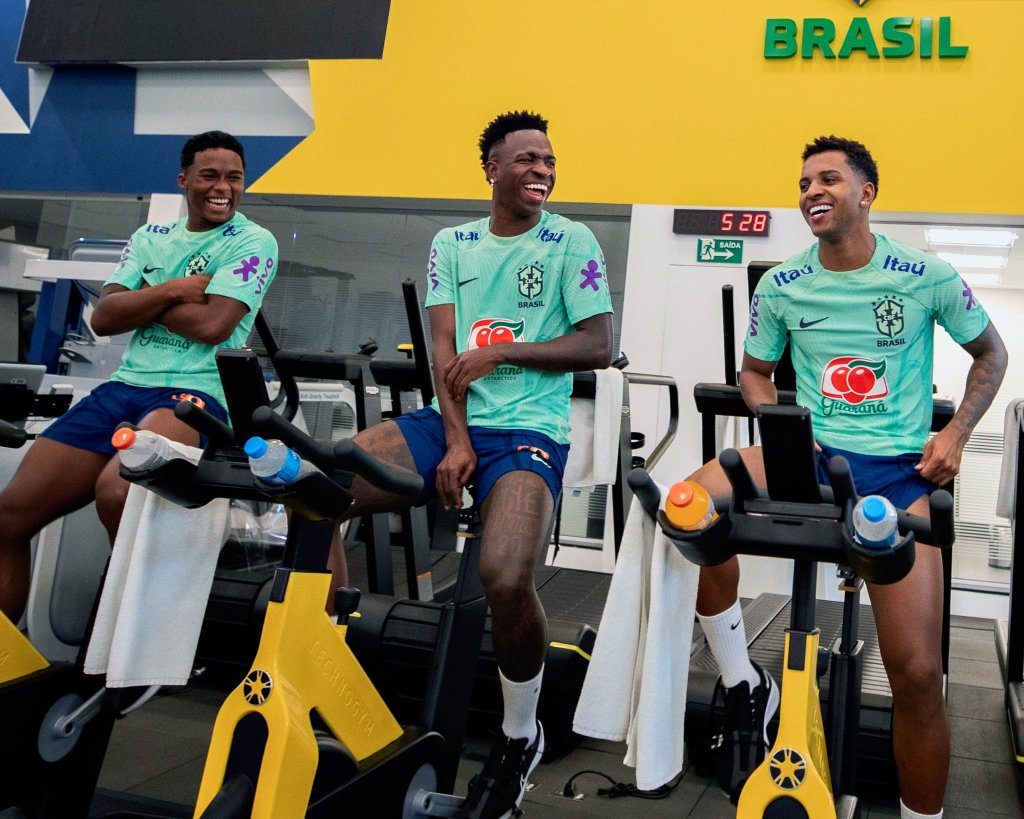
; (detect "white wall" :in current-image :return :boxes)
[620,205,814,600]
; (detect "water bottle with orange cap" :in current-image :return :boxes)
[111,427,188,471]
[664,479,718,531]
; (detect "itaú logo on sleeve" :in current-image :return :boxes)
[821,356,889,414]
[765,12,968,60]
[467,318,525,349]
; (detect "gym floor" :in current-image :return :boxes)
[89,612,1024,818]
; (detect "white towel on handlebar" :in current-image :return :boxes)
[573,490,698,791]
[564,368,624,488]
[85,461,230,687]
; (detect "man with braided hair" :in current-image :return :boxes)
[333,110,613,816]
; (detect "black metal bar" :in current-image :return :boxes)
[610,375,632,551]
[402,278,435,406]
[623,372,678,470]
[253,309,300,422]
[790,559,817,632]
[827,591,863,798]
[722,285,736,387]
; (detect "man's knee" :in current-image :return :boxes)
[479,529,538,606]
[886,652,944,705]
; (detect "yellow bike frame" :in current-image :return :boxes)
[738,628,836,819]
[194,571,403,818]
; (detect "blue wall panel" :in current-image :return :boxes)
[0,6,301,194]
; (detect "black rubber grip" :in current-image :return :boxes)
[251,405,423,495]
[826,455,857,509]
[173,400,233,446]
[927,489,955,549]
[333,438,422,496]
[720,448,758,503]
[894,489,955,550]
[0,419,26,449]
[627,467,662,520]
[249,405,335,468]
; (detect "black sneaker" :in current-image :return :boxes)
[711,663,779,802]
[457,722,545,818]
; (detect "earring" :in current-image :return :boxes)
[489,178,495,186]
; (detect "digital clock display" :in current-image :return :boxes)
[673,209,771,237]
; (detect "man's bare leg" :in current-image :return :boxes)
[0,439,108,620]
[868,494,948,814]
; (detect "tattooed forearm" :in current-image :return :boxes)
[952,323,1008,439]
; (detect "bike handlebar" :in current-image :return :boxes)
[250,405,423,497]
[0,419,26,449]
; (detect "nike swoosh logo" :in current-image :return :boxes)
[143,265,163,274]
[457,277,478,288]
[799,316,829,328]
[730,619,741,631]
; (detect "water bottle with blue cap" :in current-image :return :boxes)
[851,494,899,549]
[245,436,316,486]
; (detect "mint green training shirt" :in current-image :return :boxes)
[425,211,614,444]
[105,211,278,408]
[744,234,989,455]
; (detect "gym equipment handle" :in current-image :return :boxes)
[627,467,662,520]
[901,489,955,550]
[826,454,953,550]
[332,438,423,496]
[251,405,423,497]
[0,418,26,448]
[173,400,234,447]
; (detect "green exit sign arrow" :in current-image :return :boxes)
[697,238,743,264]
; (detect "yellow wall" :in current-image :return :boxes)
[251,0,1023,215]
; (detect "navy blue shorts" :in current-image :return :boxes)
[816,444,937,510]
[392,407,569,505]
[40,381,228,455]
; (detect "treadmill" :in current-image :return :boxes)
[684,272,956,785]
[994,402,1024,763]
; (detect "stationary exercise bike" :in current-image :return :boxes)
[629,404,955,819]
[0,389,157,819]
[120,349,489,818]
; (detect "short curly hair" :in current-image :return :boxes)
[180,130,246,170]
[478,110,549,167]
[802,135,878,193]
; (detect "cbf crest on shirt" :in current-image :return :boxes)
[105,211,278,407]
[425,210,613,444]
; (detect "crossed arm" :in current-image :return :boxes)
[91,277,248,345]
[428,304,614,509]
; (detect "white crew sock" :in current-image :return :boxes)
[900,800,942,819]
[500,667,543,743]
[698,600,759,689]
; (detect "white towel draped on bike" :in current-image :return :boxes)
[85,455,230,688]
[564,367,624,488]
[573,490,698,791]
